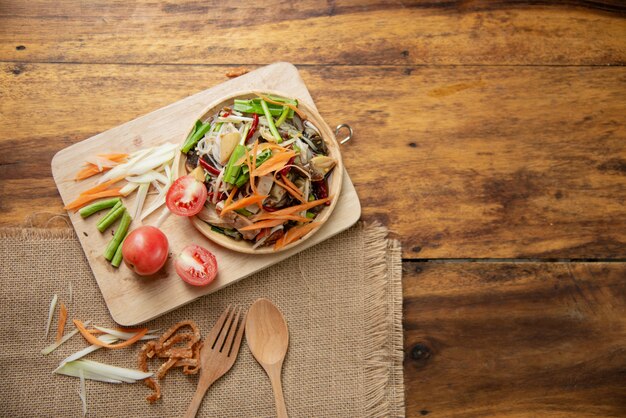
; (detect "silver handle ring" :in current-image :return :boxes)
[335,124,353,145]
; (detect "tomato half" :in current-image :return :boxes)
[166,175,207,216]
[174,244,218,286]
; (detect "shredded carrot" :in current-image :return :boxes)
[253,152,296,177]
[281,174,302,196]
[251,140,260,174]
[64,188,123,211]
[55,303,68,343]
[97,153,128,162]
[274,222,321,250]
[254,213,313,222]
[75,165,108,180]
[223,186,238,209]
[220,195,268,217]
[257,93,308,121]
[238,219,286,231]
[74,320,148,349]
[257,142,288,153]
[274,179,306,203]
[87,329,106,335]
[78,176,125,197]
[263,196,331,217]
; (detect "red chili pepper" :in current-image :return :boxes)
[199,158,221,176]
[313,180,330,205]
[222,111,230,118]
[208,191,227,201]
[245,113,259,143]
[279,157,296,176]
[262,205,279,212]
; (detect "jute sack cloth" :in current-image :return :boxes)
[0,223,404,417]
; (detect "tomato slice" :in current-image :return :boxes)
[166,175,208,216]
[174,244,218,286]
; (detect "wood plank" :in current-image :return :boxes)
[1,63,624,258]
[402,261,626,417]
[1,2,625,65]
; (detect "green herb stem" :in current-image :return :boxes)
[260,99,282,143]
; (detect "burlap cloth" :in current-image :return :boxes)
[0,223,404,417]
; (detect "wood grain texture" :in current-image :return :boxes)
[402,261,626,417]
[2,63,625,258]
[1,1,625,65]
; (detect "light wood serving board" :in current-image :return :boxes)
[51,62,361,326]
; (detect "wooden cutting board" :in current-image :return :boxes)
[51,62,361,326]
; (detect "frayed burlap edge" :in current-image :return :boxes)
[361,222,405,418]
[0,227,76,240]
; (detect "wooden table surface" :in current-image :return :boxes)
[1,1,625,416]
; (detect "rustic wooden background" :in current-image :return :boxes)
[1,1,625,416]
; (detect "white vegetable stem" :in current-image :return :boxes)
[44,294,58,337]
[55,359,153,384]
[132,183,150,221]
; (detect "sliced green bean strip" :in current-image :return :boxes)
[104,210,131,261]
[111,237,126,268]
[96,202,124,233]
[79,198,121,218]
[260,99,282,143]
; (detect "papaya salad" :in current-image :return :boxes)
[172,94,338,250]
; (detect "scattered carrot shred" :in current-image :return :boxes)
[75,165,108,180]
[274,222,321,250]
[274,179,306,203]
[78,176,126,197]
[55,303,68,343]
[96,153,128,162]
[64,188,123,212]
[74,154,128,180]
[74,320,148,349]
[221,195,268,217]
[252,152,296,177]
[223,186,238,209]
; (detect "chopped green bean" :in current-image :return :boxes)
[78,198,121,218]
[111,237,126,268]
[104,210,131,261]
[96,202,124,233]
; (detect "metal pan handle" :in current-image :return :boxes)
[335,124,353,145]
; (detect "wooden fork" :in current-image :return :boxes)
[184,305,247,418]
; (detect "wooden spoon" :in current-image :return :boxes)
[246,298,289,418]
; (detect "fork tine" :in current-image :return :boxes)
[205,304,232,345]
[214,305,238,351]
[222,307,242,354]
[227,310,246,358]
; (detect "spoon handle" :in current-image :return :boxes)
[268,366,288,418]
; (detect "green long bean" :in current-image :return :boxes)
[104,210,131,261]
[96,202,124,232]
[78,198,121,218]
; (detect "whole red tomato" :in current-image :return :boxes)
[122,226,169,276]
